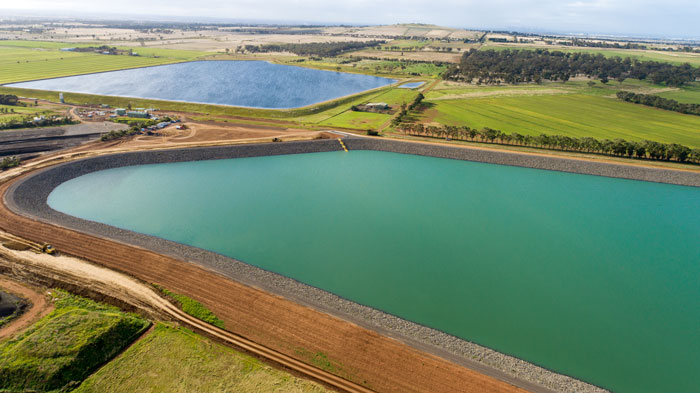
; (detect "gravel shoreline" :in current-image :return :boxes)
[7,139,699,393]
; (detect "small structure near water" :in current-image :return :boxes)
[365,102,389,110]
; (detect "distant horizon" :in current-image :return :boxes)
[1,0,699,41]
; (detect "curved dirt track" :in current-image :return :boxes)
[0,176,529,393]
[0,276,52,340]
[0,244,369,393]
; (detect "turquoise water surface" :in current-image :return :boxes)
[47,150,700,392]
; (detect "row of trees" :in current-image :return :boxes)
[239,41,384,57]
[0,95,19,106]
[616,91,700,116]
[72,46,135,56]
[443,49,700,86]
[0,116,75,131]
[391,93,424,126]
[567,39,647,50]
[396,123,700,164]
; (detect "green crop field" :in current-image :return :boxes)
[656,83,700,104]
[74,323,330,393]
[420,93,700,148]
[116,46,210,60]
[0,41,210,85]
[425,82,572,100]
[0,40,81,49]
[371,86,420,104]
[0,290,150,392]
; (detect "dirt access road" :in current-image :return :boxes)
[0,243,373,393]
[0,276,52,340]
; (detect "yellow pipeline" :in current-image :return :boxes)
[337,138,348,152]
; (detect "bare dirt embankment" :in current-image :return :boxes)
[0,240,369,393]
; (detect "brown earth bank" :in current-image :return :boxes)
[0,177,528,393]
[0,276,52,340]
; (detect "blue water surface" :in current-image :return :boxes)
[7,60,396,109]
[398,81,425,88]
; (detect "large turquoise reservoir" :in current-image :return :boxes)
[47,150,700,393]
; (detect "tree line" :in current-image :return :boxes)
[396,123,700,164]
[0,95,19,106]
[443,49,700,86]
[616,91,700,116]
[566,39,647,50]
[0,116,75,131]
[239,41,384,57]
[391,93,424,126]
[101,127,140,141]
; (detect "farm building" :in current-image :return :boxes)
[126,110,149,118]
[366,102,389,110]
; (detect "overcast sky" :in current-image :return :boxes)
[3,0,699,38]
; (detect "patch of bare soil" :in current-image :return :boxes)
[431,88,573,100]
[0,276,52,340]
[122,121,325,148]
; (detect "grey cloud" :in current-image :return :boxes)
[3,0,698,38]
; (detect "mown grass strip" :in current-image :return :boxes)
[74,323,330,393]
[0,289,150,392]
[153,285,225,329]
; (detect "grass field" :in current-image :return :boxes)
[0,103,64,124]
[656,83,700,103]
[420,93,700,148]
[0,41,210,85]
[74,323,330,393]
[0,290,150,392]
[154,285,225,329]
[0,47,182,84]
[316,87,419,129]
[371,87,420,105]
